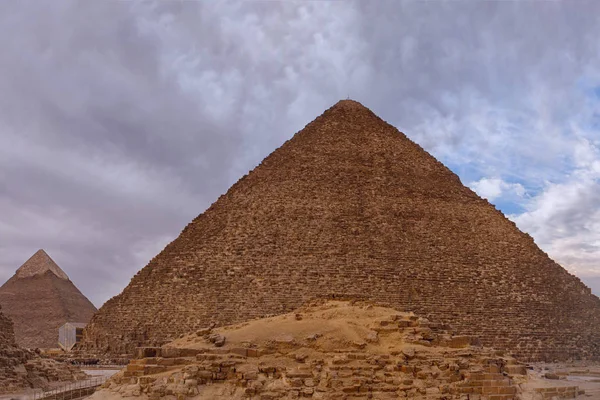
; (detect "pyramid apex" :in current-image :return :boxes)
[15,249,69,280]
[331,99,370,111]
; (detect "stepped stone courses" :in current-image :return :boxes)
[0,249,98,348]
[83,99,600,362]
[0,304,15,347]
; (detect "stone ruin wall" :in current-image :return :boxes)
[0,306,88,394]
[105,307,532,400]
[0,307,15,348]
[0,306,28,393]
[82,101,600,362]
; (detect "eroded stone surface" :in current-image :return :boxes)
[82,99,600,362]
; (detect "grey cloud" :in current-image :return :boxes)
[353,2,600,163]
[1,0,600,305]
[0,1,246,304]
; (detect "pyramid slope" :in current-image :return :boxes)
[83,100,600,361]
[0,253,97,348]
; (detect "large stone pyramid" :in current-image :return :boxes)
[82,100,600,361]
[0,250,98,348]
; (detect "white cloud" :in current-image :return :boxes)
[513,138,600,290]
[470,177,525,202]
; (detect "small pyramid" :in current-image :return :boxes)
[83,100,600,361]
[0,250,97,348]
[15,249,69,280]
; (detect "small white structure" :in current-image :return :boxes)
[58,322,87,351]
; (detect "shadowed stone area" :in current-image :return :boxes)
[82,99,600,362]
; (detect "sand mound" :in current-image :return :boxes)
[171,300,421,354]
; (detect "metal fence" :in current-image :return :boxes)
[31,376,108,400]
[71,364,125,370]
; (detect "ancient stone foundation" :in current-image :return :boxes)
[91,301,540,399]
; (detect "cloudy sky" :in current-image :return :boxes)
[1,0,599,307]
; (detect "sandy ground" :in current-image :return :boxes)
[83,369,122,379]
[521,363,600,399]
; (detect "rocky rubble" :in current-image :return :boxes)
[90,301,544,399]
[0,305,87,394]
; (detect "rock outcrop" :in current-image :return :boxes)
[0,249,98,348]
[83,99,600,361]
[0,305,86,394]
